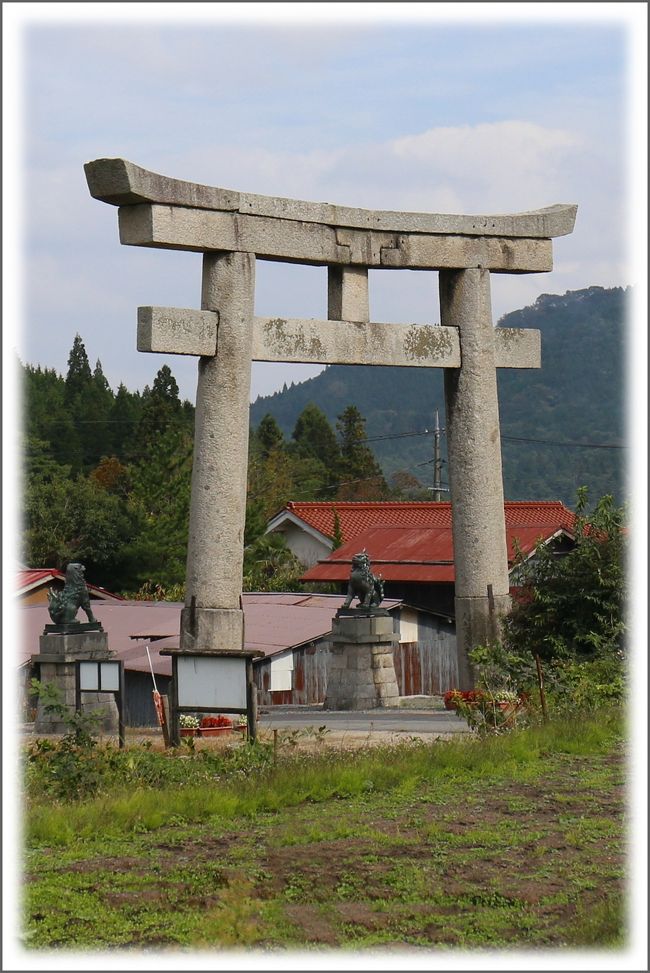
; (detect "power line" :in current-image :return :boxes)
[27,414,627,451]
[501,435,627,450]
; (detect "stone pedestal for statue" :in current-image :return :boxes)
[324,610,400,711]
[33,625,119,736]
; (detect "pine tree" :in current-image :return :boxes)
[257,414,284,458]
[331,509,344,549]
[77,359,115,467]
[64,334,92,403]
[137,364,184,450]
[336,404,388,500]
[111,384,143,461]
[292,403,341,489]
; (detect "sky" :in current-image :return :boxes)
[2,6,648,970]
[4,3,646,406]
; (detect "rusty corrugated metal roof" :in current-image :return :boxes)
[301,522,574,584]
[17,594,404,673]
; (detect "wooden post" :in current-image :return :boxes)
[246,656,258,742]
[535,653,549,722]
[160,695,171,749]
[169,656,180,747]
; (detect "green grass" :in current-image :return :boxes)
[22,710,627,951]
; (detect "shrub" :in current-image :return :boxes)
[505,489,627,662]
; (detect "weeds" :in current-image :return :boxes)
[25,710,623,847]
[22,723,626,952]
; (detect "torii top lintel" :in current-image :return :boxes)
[84,158,577,273]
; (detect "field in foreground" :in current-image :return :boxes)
[22,718,626,952]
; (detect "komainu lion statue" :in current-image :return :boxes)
[342,550,384,610]
[47,562,98,626]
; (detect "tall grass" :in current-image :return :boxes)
[25,710,622,847]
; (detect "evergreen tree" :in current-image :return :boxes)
[77,359,115,467]
[292,403,341,495]
[336,404,389,500]
[110,384,143,461]
[257,414,284,458]
[64,334,92,404]
[120,424,193,590]
[22,363,82,469]
[137,364,184,449]
[331,509,344,549]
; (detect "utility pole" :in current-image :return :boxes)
[433,409,443,501]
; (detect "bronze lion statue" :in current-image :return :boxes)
[47,562,98,626]
[342,551,384,610]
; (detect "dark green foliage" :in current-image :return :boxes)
[64,334,92,404]
[21,457,137,586]
[291,403,341,494]
[257,413,285,458]
[250,286,629,505]
[24,364,83,469]
[119,425,193,590]
[505,488,627,661]
[136,365,189,457]
[336,404,389,500]
[331,509,344,549]
[243,533,304,592]
[20,337,194,593]
[462,489,628,720]
[110,384,144,462]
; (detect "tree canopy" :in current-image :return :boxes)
[20,339,393,595]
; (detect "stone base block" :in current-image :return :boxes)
[180,606,243,653]
[38,629,110,660]
[324,615,400,711]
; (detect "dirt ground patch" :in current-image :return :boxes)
[23,747,626,952]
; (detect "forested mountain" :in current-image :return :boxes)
[250,286,629,507]
[20,285,627,593]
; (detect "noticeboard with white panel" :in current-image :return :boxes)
[177,655,247,710]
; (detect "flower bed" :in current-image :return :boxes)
[199,715,233,737]
[200,716,233,729]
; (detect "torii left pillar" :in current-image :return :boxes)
[180,251,255,652]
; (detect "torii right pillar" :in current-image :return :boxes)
[440,268,510,689]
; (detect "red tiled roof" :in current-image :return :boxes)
[283,500,576,544]
[17,569,124,601]
[301,521,574,584]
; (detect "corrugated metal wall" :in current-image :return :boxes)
[255,611,458,706]
[393,611,458,695]
[256,638,331,707]
[393,641,458,695]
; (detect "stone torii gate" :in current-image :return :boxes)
[85,158,576,688]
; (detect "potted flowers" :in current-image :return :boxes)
[443,689,486,710]
[179,714,200,737]
[200,715,233,737]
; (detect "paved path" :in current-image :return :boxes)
[258,707,472,737]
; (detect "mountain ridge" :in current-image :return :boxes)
[250,285,629,508]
